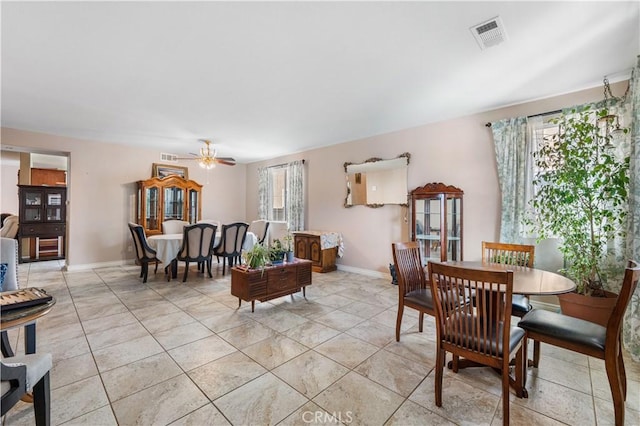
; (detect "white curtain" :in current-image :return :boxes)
[286,160,305,231]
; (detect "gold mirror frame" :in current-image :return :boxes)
[343,152,410,208]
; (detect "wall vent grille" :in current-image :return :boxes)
[470,16,508,50]
[160,152,178,162]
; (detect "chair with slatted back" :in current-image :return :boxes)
[482,241,539,364]
[176,223,217,282]
[428,261,526,426]
[214,222,249,275]
[391,241,435,342]
[519,260,639,426]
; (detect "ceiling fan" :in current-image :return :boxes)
[177,139,236,169]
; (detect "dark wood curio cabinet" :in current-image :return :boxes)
[410,182,463,264]
[18,185,67,262]
[136,175,202,235]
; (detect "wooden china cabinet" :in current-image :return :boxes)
[410,182,463,264]
[136,175,202,235]
[18,185,67,262]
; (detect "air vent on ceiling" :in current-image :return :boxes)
[470,16,507,50]
[160,152,178,162]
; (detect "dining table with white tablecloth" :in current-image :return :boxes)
[148,231,257,277]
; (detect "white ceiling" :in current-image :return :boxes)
[2,2,638,163]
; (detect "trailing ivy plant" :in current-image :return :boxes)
[525,106,630,295]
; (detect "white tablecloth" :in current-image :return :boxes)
[148,232,257,266]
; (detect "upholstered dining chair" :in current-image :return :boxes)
[391,241,435,342]
[197,219,221,229]
[482,241,539,364]
[248,220,270,245]
[0,215,19,239]
[1,352,53,426]
[128,223,160,283]
[161,220,189,234]
[428,261,526,426]
[214,222,249,275]
[1,237,20,357]
[519,260,639,426]
[176,223,217,282]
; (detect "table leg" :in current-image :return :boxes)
[251,300,255,313]
[25,323,36,354]
[171,259,178,279]
[1,331,15,357]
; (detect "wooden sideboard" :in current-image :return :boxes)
[231,259,312,312]
[293,231,338,273]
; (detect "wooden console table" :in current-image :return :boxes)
[293,231,342,273]
[231,259,312,312]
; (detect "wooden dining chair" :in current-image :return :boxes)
[519,260,639,426]
[391,241,435,342]
[428,261,526,426]
[128,223,160,283]
[214,222,249,275]
[482,241,539,363]
[176,223,217,282]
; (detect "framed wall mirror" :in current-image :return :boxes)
[344,153,410,208]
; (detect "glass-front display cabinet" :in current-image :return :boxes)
[137,175,202,235]
[18,185,67,262]
[410,182,463,264]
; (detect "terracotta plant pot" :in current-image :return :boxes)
[557,291,618,326]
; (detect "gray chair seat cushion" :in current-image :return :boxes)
[518,309,606,353]
[404,289,434,310]
[511,294,532,316]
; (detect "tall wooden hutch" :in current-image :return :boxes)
[410,182,463,264]
[18,185,67,262]
[136,175,202,235]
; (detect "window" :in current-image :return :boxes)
[258,160,305,231]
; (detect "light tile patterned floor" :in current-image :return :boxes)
[3,260,639,425]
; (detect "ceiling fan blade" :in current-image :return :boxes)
[215,158,236,166]
[174,157,197,160]
[216,157,235,162]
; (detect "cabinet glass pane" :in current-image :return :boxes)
[189,189,198,223]
[46,192,63,206]
[146,187,159,230]
[46,207,62,221]
[445,197,462,261]
[415,197,442,263]
[25,207,41,221]
[25,192,42,206]
[164,187,184,220]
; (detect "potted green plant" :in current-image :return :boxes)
[525,105,630,325]
[283,233,295,262]
[242,243,270,271]
[269,239,287,264]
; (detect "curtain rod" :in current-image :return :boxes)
[269,159,306,168]
[485,109,563,128]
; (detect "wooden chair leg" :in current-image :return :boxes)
[33,371,50,426]
[142,263,149,283]
[395,304,404,342]
[514,344,525,398]
[206,258,213,278]
[606,351,626,426]
[154,260,158,274]
[419,312,424,333]
[435,347,444,407]
[533,340,541,368]
[618,335,627,399]
[502,357,510,426]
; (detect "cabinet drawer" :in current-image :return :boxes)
[267,267,297,293]
[20,223,66,237]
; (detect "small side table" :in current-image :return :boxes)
[1,289,56,356]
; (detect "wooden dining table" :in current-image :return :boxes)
[430,260,576,397]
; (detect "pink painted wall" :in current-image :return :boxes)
[0,128,246,268]
[245,83,622,275]
[1,81,623,271]
[0,151,20,214]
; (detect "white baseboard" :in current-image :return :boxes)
[530,300,560,312]
[336,264,392,280]
[65,259,135,272]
